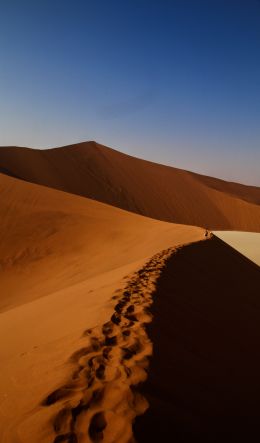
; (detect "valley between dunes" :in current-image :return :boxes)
[0,172,203,443]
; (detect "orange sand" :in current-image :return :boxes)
[0,172,203,442]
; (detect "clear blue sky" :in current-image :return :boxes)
[0,0,260,185]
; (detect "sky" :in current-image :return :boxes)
[0,0,260,185]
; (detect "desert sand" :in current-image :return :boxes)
[0,142,259,443]
[0,172,203,442]
[0,141,260,231]
[214,231,260,266]
[134,236,260,442]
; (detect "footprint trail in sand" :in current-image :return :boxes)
[41,247,175,443]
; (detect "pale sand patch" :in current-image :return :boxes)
[214,231,260,266]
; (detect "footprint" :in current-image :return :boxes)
[42,385,73,406]
[102,346,112,359]
[88,412,107,442]
[111,312,121,325]
[121,347,136,361]
[71,399,90,422]
[125,313,138,322]
[90,388,105,406]
[102,321,114,336]
[53,432,77,443]
[90,337,102,352]
[126,305,135,314]
[82,328,93,337]
[96,364,106,380]
[53,408,71,433]
[43,246,175,443]
[121,340,142,361]
[104,335,117,347]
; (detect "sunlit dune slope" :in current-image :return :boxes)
[0,141,259,231]
[0,171,203,312]
[0,173,203,443]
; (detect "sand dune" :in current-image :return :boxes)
[40,248,174,443]
[134,236,260,442]
[0,172,203,442]
[0,141,259,231]
[1,142,259,442]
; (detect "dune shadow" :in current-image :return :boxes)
[134,236,260,442]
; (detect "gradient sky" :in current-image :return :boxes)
[0,0,260,185]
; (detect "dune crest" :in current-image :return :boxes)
[0,172,203,442]
[0,141,259,231]
[41,247,174,443]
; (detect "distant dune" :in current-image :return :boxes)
[0,141,259,231]
[0,172,203,442]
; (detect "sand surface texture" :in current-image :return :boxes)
[0,172,203,442]
[1,143,259,442]
[0,141,260,231]
[134,236,260,442]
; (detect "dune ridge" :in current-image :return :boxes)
[0,172,203,442]
[0,141,259,231]
[41,247,175,443]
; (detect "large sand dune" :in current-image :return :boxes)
[1,143,259,442]
[0,172,203,442]
[0,141,259,231]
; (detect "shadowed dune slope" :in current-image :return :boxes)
[0,141,259,231]
[134,236,260,443]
